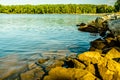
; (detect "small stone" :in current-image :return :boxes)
[28,63,38,70]
[38,59,48,64]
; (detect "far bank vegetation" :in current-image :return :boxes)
[0,4,116,14]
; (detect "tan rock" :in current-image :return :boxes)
[105,37,115,44]
[45,60,64,71]
[28,63,38,70]
[44,67,97,80]
[21,71,34,80]
[38,59,48,64]
[98,63,114,80]
[86,64,95,75]
[72,59,86,69]
[81,72,98,80]
[78,51,102,65]
[20,66,44,80]
[113,72,120,80]
[98,58,120,80]
[44,67,74,80]
[107,59,120,72]
[74,68,97,80]
[105,48,120,59]
[0,63,28,80]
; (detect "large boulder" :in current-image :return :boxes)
[98,61,114,80]
[105,48,120,59]
[45,60,64,71]
[44,67,98,80]
[78,16,109,35]
[98,59,120,80]
[78,51,102,65]
[85,64,96,75]
[72,59,86,69]
[78,23,99,33]
[108,19,120,36]
[90,38,106,51]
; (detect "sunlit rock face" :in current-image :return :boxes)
[108,19,120,36]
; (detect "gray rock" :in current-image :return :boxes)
[108,19,120,36]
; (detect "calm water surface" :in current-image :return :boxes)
[0,14,100,57]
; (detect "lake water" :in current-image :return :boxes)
[0,14,101,78]
[0,14,100,57]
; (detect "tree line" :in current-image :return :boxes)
[114,0,120,12]
[0,4,116,14]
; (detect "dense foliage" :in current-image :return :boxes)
[114,0,120,12]
[0,4,115,14]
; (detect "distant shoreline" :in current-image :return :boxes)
[0,13,120,16]
[81,13,120,16]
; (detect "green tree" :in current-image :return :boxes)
[114,0,120,12]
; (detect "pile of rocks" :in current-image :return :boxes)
[44,48,120,80]
[20,14,120,80]
[8,48,119,80]
[78,14,120,37]
[78,14,120,52]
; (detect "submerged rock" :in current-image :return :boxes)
[20,66,44,80]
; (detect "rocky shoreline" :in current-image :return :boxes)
[0,14,120,80]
